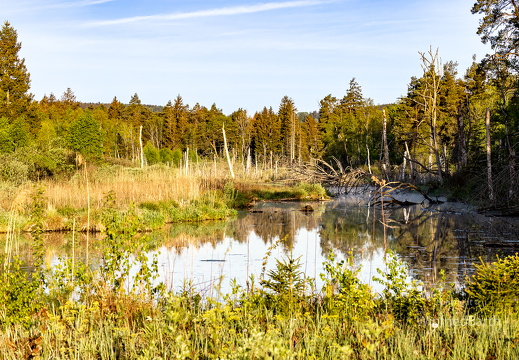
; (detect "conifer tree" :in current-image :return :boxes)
[162,96,188,150]
[341,78,364,114]
[0,21,32,119]
[108,96,124,120]
[60,87,79,108]
[304,114,323,159]
[472,0,519,68]
[162,100,177,149]
[125,93,150,127]
[253,107,280,164]
[278,96,297,161]
[172,95,189,148]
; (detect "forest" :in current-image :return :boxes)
[0,2,518,208]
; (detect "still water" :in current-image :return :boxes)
[12,194,519,295]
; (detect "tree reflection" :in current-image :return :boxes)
[4,198,518,288]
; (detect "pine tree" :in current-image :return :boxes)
[125,93,150,127]
[278,96,297,161]
[108,96,125,120]
[0,21,32,119]
[172,95,189,148]
[162,96,189,150]
[304,115,323,159]
[60,87,79,108]
[162,100,177,149]
[253,107,280,164]
[341,78,364,114]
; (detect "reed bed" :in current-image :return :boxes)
[0,159,290,212]
[44,166,203,211]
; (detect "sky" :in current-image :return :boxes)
[2,0,491,114]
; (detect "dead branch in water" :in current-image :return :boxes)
[293,158,444,206]
[293,157,372,193]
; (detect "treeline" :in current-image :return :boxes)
[2,5,519,205]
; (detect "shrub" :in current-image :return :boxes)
[465,254,519,315]
[291,182,327,200]
[321,251,376,321]
[373,252,425,323]
[144,142,161,165]
[0,155,29,184]
[0,256,42,328]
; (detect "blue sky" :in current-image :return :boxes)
[3,0,490,114]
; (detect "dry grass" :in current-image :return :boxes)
[18,160,289,211]
[42,165,202,211]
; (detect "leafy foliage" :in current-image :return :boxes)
[321,251,375,321]
[66,111,104,160]
[0,257,42,328]
[373,252,426,323]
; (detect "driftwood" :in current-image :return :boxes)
[293,157,373,193]
[293,157,444,207]
[478,205,519,217]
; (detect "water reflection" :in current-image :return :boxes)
[4,195,519,295]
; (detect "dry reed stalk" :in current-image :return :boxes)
[0,161,287,214]
[42,168,204,210]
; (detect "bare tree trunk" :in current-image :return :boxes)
[405,141,413,181]
[366,144,372,173]
[382,109,390,178]
[486,108,494,202]
[246,147,252,174]
[401,148,407,181]
[442,144,449,177]
[184,147,189,176]
[291,112,295,162]
[139,125,145,168]
[419,48,443,184]
[223,124,235,179]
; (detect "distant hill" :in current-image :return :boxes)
[80,102,164,112]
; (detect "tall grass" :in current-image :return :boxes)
[0,159,290,212]
[44,165,204,211]
[1,251,518,359]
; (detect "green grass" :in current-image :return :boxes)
[1,247,519,359]
[229,181,329,208]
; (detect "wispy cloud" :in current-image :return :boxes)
[49,0,114,8]
[5,0,113,14]
[86,0,329,26]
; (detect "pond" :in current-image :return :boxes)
[7,193,519,296]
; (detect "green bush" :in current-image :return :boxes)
[171,148,183,166]
[291,182,327,200]
[159,148,174,165]
[373,252,426,323]
[0,256,42,328]
[0,155,29,184]
[144,142,161,165]
[321,252,376,321]
[465,254,519,315]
